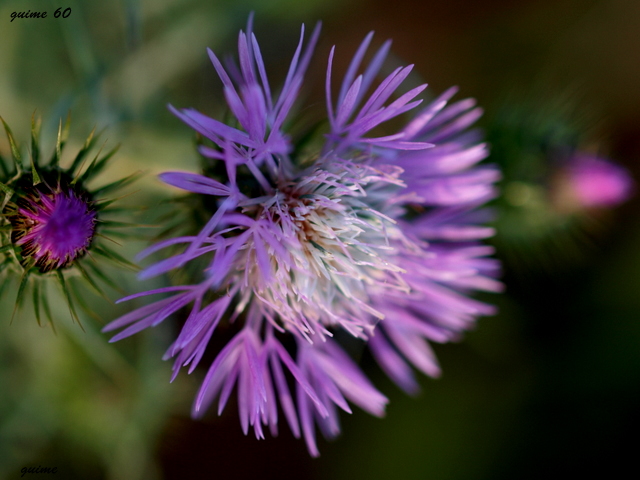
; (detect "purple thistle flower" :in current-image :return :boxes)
[104,18,502,455]
[8,181,97,273]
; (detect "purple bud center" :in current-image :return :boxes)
[9,186,97,273]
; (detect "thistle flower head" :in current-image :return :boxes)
[0,115,139,327]
[105,18,501,455]
[7,175,97,273]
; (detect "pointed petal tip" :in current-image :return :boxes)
[101,323,115,333]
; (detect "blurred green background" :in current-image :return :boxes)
[1,0,640,479]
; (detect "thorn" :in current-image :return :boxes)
[96,232,122,247]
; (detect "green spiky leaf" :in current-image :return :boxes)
[68,126,98,175]
[0,244,14,254]
[30,113,41,167]
[50,114,71,167]
[0,150,9,177]
[76,143,120,184]
[39,283,56,333]
[93,244,140,271]
[1,116,22,174]
[69,278,103,322]
[74,260,111,302]
[11,270,30,323]
[84,260,124,295]
[0,181,15,200]
[98,220,145,229]
[32,279,42,326]
[56,270,83,329]
[92,170,142,197]
[30,158,41,186]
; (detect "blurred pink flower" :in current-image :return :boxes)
[553,153,633,211]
